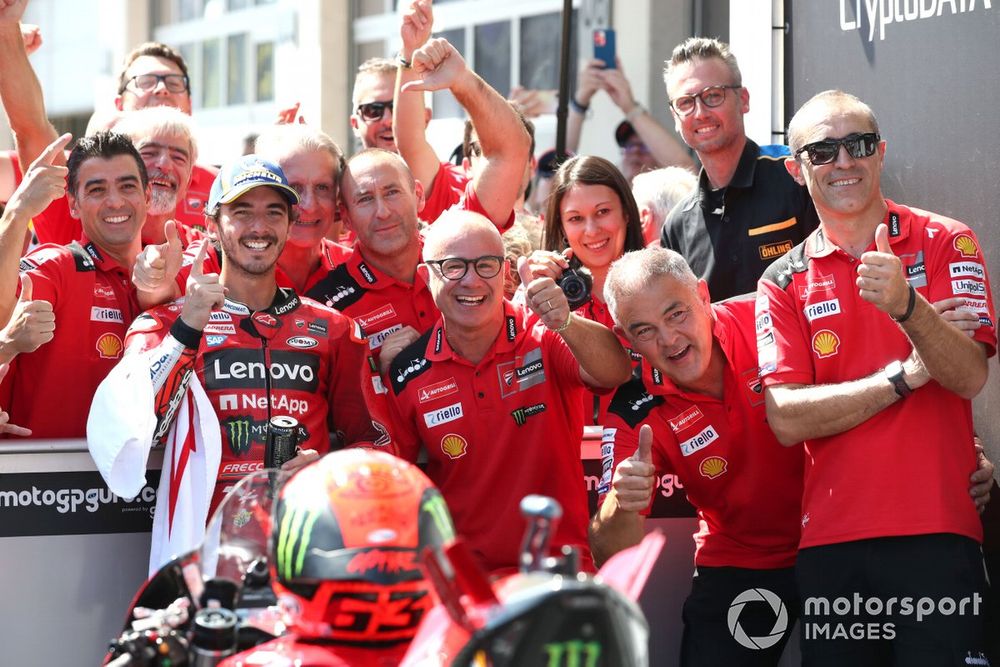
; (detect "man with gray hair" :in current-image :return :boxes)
[631,166,697,246]
[757,89,995,664]
[659,37,818,299]
[592,245,995,666]
[382,209,631,574]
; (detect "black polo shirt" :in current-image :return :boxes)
[660,139,819,300]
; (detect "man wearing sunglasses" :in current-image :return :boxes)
[383,209,631,574]
[756,90,995,665]
[659,37,819,300]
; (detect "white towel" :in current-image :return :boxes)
[88,350,221,575]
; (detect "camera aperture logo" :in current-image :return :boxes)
[728,588,789,650]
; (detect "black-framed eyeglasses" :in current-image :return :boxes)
[669,84,741,116]
[425,255,504,281]
[794,132,880,165]
[356,101,393,122]
[120,73,190,94]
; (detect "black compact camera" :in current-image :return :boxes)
[556,258,593,310]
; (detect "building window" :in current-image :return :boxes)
[474,21,511,100]
[202,38,221,108]
[256,42,274,102]
[227,33,248,105]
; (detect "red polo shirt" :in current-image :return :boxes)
[756,200,996,548]
[1,236,140,438]
[383,301,593,573]
[420,161,514,232]
[600,298,802,568]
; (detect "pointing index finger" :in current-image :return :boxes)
[31,133,72,169]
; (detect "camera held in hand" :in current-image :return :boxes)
[556,258,593,310]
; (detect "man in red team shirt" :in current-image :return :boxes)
[756,91,995,665]
[0,131,149,438]
[590,247,995,667]
[383,209,632,574]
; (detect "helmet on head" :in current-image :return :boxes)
[271,449,455,644]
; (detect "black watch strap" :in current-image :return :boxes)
[884,360,912,398]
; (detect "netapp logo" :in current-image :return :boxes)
[839,0,994,43]
[204,349,320,392]
[950,262,985,279]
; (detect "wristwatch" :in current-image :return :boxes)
[884,360,912,398]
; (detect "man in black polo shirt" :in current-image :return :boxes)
[659,37,818,299]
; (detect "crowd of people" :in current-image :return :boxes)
[0,0,997,664]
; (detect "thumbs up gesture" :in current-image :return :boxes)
[400,38,466,93]
[0,273,56,359]
[179,241,226,332]
[611,424,657,512]
[133,219,184,294]
[857,222,911,317]
[6,133,71,221]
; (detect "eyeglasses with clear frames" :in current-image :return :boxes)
[424,256,504,281]
[121,73,189,94]
[669,84,742,116]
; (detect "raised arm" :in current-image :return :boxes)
[859,223,989,398]
[403,37,531,227]
[393,0,438,191]
[516,257,630,388]
[600,63,694,170]
[590,424,654,566]
[0,1,61,169]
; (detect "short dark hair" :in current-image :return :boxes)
[462,104,536,159]
[67,131,149,196]
[542,155,644,254]
[117,42,190,94]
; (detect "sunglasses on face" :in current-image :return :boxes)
[356,101,393,122]
[669,84,741,116]
[121,73,190,94]
[424,256,504,281]
[795,132,880,165]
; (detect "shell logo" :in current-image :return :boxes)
[811,329,840,359]
[441,434,468,460]
[699,456,727,479]
[954,234,979,258]
[96,333,123,359]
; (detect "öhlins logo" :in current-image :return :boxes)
[759,240,793,260]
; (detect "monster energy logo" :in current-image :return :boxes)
[220,416,266,455]
[421,492,454,541]
[275,505,322,580]
[510,403,546,426]
[544,640,602,667]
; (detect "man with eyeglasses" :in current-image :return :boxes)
[756,90,995,665]
[659,37,819,300]
[589,246,995,666]
[383,209,631,574]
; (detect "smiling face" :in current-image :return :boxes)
[666,56,748,157]
[116,55,192,114]
[423,214,507,336]
[786,102,886,224]
[214,186,291,277]
[279,148,338,249]
[133,130,193,216]
[559,183,628,273]
[351,71,396,151]
[340,153,423,261]
[69,154,149,257]
[614,273,717,394]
